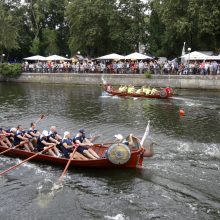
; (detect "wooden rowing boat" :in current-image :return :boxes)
[104,85,174,99]
[0,144,146,169]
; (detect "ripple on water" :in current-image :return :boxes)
[0,84,220,219]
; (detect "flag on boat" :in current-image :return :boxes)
[181,42,186,64]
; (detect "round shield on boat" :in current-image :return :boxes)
[107,143,131,165]
[160,89,167,98]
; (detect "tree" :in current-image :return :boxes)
[0,2,19,60]
[66,0,149,56]
[148,0,220,57]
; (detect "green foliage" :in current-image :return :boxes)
[148,0,220,57]
[0,3,19,55]
[66,0,148,56]
[0,63,22,77]
[1,0,220,59]
[144,71,152,79]
[30,37,41,55]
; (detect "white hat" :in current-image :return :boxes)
[10,128,17,132]
[42,130,49,137]
[63,131,70,139]
[114,134,124,141]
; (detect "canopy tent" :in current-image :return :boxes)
[124,52,153,60]
[97,53,125,60]
[24,55,46,61]
[206,55,220,61]
[45,55,71,61]
[180,51,211,61]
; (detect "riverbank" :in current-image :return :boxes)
[0,72,220,89]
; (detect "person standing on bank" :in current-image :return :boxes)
[73,129,100,159]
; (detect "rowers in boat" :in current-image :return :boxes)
[73,129,100,159]
[11,125,34,152]
[61,131,88,160]
[0,127,12,148]
[27,122,41,147]
[0,120,156,169]
[37,130,60,157]
[118,85,128,93]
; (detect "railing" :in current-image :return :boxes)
[22,66,220,75]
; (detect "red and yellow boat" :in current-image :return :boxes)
[104,85,174,99]
[0,143,153,169]
[0,122,155,169]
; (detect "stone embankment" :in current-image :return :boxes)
[0,73,220,89]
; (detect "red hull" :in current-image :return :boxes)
[0,145,144,169]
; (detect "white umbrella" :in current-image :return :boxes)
[97,53,125,60]
[45,55,70,61]
[206,55,220,61]
[24,55,46,61]
[124,52,153,60]
[181,51,210,60]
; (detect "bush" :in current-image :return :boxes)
[0,63,22,77]
[144,71,152,79]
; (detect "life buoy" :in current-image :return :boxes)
[160,89,168,98]
[106,143,131,165]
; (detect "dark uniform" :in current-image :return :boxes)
[14,130,25,146]
[27,128,38,137]
[73,135,87,154]
[61,138,73,158]
[48,131,62,151]
[37,136,48,152]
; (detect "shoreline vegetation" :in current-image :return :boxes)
[0,63,22,77]
[1,1,220,62]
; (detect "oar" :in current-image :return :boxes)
[0,142,28,156]
[59,145,79,182]
[35,114,45,124]
[0,145,54,176]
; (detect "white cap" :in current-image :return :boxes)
[114,134,124,141]
[42,130,49,137]
[10,128,17,132]
[63,131,70,139]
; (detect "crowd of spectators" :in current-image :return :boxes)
[22,59,220,75]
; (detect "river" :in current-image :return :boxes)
[0,82,220,220]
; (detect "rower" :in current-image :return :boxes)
[127,84,135,94]
[136,87,143,94]
[118,85,124,92]
[61,131,88,160]
[4,127,16,143]
[143,86,151,95]
[0,128,12,148]
[37,130,60,157]
[73,129,100,159]
[48,126,62,151]
[151,88,159,95]
[12,125,34,152]
[27,122,41,147]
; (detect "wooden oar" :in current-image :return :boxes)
[0,142,28,156]
[59,145,79,182]
[35,114,45,124]
[0,145,54,176]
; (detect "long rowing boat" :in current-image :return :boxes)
[104,85,174,99]
[0,144,151,169]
